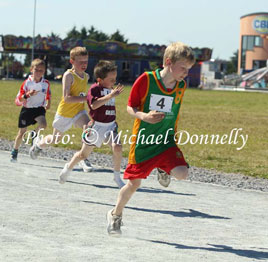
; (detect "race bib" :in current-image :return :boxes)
[149,94,173,113]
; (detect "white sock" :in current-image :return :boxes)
[113,171,125,188]
[114,171,121,179]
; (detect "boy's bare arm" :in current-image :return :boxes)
[91,84,124,110]
[62,72,87,103]
[19,89,39,102]
[45,99,51,110]
[127,106,165,124]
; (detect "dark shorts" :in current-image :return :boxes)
[18,106,46,128]
[124,146,189,180]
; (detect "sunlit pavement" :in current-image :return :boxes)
[0,150,267,262]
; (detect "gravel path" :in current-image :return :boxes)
[1,138,267,192]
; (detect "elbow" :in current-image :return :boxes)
[127,106,132,114]
[63,96,70,103]
[90,104,97,110]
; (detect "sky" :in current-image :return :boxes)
[0,0,267,60]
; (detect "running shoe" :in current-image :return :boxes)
[10,149,18,163]
[107,209,122,235]
[59,163,71,184]
[79,159,94,172]
[157,168,171,187]
[29,142,42,160]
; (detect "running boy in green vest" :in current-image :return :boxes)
[107,41,196,234]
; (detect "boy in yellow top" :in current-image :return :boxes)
[29,46,92,172]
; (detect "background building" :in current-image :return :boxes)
[0,35,212,85]
[238,12,268,73]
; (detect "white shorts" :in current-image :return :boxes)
[52,110,88,133]
[82,120,121,148]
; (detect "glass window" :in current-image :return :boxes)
[254,36,263,47]
[247,36,254,50]
[242,36,247,50]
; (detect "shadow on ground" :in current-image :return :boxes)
[140,240,268,260]
[82,200,230,219]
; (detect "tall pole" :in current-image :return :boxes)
[31,0,36,61]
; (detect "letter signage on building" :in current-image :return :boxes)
[253,16,268,34]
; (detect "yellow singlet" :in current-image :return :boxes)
[57,69,88,118]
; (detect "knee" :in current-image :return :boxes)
[180,168,189,180]
[172,166,188,180]
[77,151,88,160]
[39,122,47,129]
[17,129,26,138]
[128,179,141,192]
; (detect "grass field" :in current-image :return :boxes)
[0,80,267,179]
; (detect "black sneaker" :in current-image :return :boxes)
[10,149,18,163]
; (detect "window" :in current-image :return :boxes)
[253,60,267,69]
[122,61,129,70]
[242,36,263,51]
[240,35,264,70]
[254,36,263,47]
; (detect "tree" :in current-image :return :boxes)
[226,50,238,74]
[65,26,80,39]
[47,32,60,38]
[88,26,109,42]
[80,26,88,40]
[110,29,128,43]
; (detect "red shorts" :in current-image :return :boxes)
[124,146,188,180]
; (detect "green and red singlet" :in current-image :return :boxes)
[128,69,187,164]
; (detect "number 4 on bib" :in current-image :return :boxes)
[149,94,173,113]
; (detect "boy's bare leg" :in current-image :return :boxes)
[68,143,94,170]
[111,143,122,172]
[113,179,141,216]
[35,115,47,131]
[109,142,125,188]
[74,113,90,130]
[59,143,94,184]
[170,166,188,180]
[74,113,94,172]
[13,128,27,150]
[30,115,47,144]
[38,128,63,148]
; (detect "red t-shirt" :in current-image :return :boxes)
[87,83,116,123]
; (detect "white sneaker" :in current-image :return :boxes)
[29,137,42,160]
[113,176,125,189]
[157,168,171,188]
[29,144,42,160]
[79,159,93,172]
[107,209,122,235]
[59,163,71,184]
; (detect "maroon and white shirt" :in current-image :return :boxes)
[15,75,51,108]
[87,83,116,123]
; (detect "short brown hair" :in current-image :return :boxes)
[163,42,195,66]
[94,60,117,79]
[31,58,46,69]
[70,46,88,60]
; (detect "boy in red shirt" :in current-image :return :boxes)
[107,42,196,234]
[59,60,125,188]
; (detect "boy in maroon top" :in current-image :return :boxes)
[59,61,125,188]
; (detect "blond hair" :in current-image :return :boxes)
[163,42,195,66]
[94,60,117,79]
[31,58,46,69]
[70,46,88,60]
